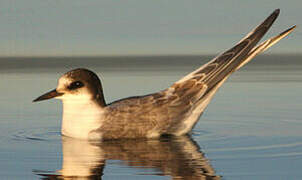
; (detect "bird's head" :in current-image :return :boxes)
[33,68,106,106]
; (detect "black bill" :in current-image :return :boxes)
[33,89,63,102]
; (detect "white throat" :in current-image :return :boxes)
[60,96,104,139]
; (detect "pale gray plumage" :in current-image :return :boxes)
[33,9,296,140]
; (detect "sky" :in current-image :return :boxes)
[0,0,300,57]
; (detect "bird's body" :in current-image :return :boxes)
[34,9,295,140]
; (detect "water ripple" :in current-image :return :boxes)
[207,142,302,152]
[11,126,61,142]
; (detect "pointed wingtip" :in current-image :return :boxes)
[279,25,296,36]
[261,9,281,29]
[274,9,280,15]
[263,9,280,27]
[249,25,297,55]
[240,9,281,43]
[273,25,297,43]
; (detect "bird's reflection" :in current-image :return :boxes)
[35,135,220,179]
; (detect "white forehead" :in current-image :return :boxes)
[57,75,73,89]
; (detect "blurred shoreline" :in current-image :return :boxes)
[0,54,301,73]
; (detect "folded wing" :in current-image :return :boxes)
[102,9,295,139]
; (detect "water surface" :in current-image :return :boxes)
[0,55,301,179]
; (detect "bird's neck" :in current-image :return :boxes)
[61,98,105,139]
[95,93,106,107]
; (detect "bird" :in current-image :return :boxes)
[33,9,295,140]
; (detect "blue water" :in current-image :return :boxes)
[0,55,301,179]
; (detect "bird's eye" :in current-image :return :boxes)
[68,81,84,90]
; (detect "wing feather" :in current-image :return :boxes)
[178,9,280,90]
[99,10,295,139]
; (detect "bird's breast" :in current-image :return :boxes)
[61,100,105,139]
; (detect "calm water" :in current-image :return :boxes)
[0,55,301,179]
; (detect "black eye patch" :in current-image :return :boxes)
[68,81,84,90]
